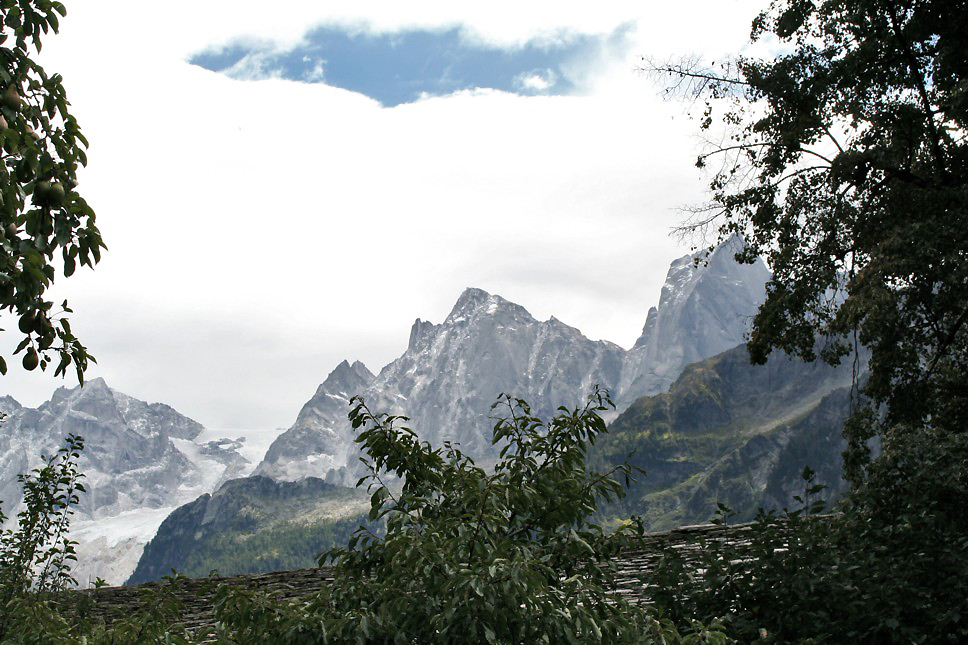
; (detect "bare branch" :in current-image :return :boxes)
[638,55,749,102]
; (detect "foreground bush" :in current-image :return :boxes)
[212,388,727,644]
[651,434,968,643]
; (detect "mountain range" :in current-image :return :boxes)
[0,379,253,585]
[3,239,804,585]
[255,239,771,484]
[130,342,857,584]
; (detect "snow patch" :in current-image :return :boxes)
[70,506,178,548]
[170,438,228,494]
[67,410,98,422]
[197,427,283,473]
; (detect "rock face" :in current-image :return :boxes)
[257,240,771,484]
[617,237,772,409]
[256,289,630,483]
[0,378,250,585]
[255,361,375,482]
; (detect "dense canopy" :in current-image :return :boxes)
[653,0,968,476]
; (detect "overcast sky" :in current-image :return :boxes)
[0,0,766,431]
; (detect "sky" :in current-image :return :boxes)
[0,0,766,432]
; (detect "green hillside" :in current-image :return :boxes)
[127,476,370,584]
[593,344,856,529]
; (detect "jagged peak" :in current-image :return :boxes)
[0,394,21,406]
[447,287,494,319]
[665,235,748,272]
[0,395,22,416]
[662,238,768,297]
[408,318,439,351]
[82,376,110,391]
[701,235,762,271]
[320,359,374,392]
[630,237,770,353]
[61,376,109,393]
[546,315,581,334]
[446,287,535,324]
[45,376,110,408]
[633,307,659,349]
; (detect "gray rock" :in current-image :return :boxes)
[255,360,375,482]
[617,237,771,408]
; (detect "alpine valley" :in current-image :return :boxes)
[1,240,859,585]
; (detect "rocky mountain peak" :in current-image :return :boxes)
[407,318,439,352]
[450,286,491,313]
[546,316,593,340]
[445,287,533,326]
[618,238,771,408]
[0,383,248,586]
[45,376,110,409]
[634,307,659,350]
[320,360,375,395]
[0,395,23,418]
[38,377,123,431]
[254,358,378,484]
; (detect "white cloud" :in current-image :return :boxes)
[0,0,765,430]
[303,58,327,83]
[514,69,557,93]
[222,51,285,81]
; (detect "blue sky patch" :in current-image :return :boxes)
[189,26,626,106]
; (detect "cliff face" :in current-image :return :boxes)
[618,238,771,408]
[254,360,375,482]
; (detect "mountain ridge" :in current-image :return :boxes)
[256,241,771,484]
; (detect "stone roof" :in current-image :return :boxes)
[76,519,784,637]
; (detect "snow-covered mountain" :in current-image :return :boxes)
[256,241,771,484]
[0,379,251,585]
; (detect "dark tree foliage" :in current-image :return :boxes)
[1,0,104,380]
[651,444,968,642]
[649,0,967,480]
[644,2,968,641]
